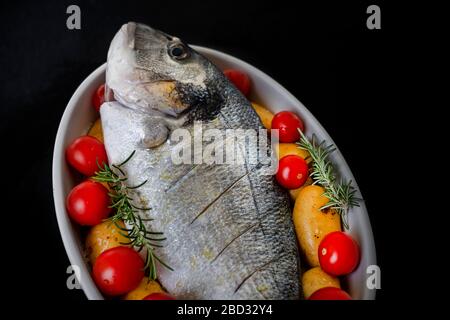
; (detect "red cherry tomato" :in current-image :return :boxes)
[319,231,360,276]
[143,292,175,300]
[66,180,112,226]
[223,69,251,97]
[93,247,145,296]
[66,135,108,176]
[271,111,305,143]
[92,84,105,112]
[276,155,309,189]
[308,287,352,300]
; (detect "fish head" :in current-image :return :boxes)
[106,22,212,118]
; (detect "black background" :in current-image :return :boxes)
[0,0,394,303]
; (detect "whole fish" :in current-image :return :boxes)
[100,22,300,299]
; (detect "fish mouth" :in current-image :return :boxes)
[121,21,172,50]
[123,22,137,49]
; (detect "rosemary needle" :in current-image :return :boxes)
[297,130,360,229]
[92,151,172,279]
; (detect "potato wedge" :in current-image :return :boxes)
[122,277,163,300]
[87,118,104,143]
[302,266,340,299]
[293,185,341,266]
[276,143,309,161]
[288,177,313,201]
[251,102,274,129]
[85,220,128,264]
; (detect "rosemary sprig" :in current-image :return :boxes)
[92,151,172,279]
[297,130,360,229]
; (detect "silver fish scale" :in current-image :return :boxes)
[101,84,300,300]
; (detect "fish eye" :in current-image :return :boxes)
[168,43,190,60]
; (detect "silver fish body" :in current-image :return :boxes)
[100,22,300,299]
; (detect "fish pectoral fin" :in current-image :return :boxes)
[141,119,169,148]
